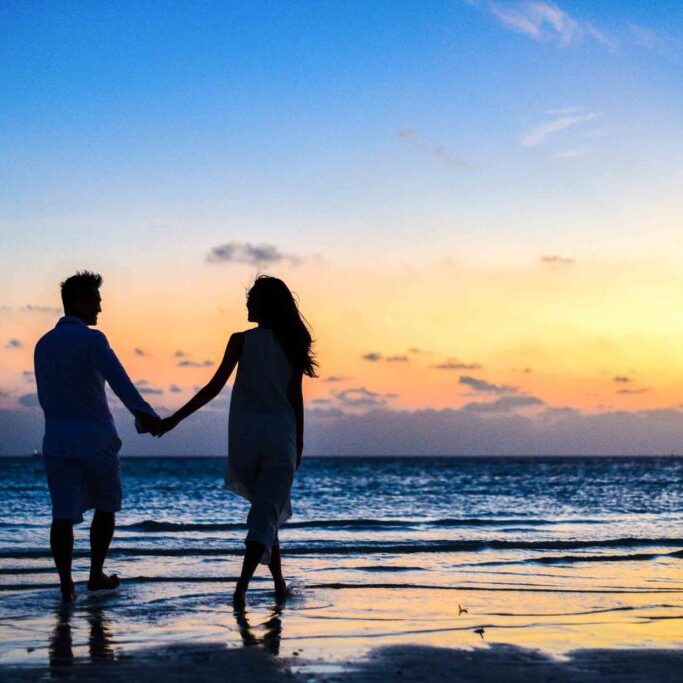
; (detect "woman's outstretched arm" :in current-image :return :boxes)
[159,332,244,435]
[288,370,304,468]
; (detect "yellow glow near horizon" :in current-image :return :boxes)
[3,255,683,416]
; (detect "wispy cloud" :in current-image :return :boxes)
[541,255,575,266]
[207,242,300,267]
[462,395,545,412]
[472,6,677,57]
[434,359,483,370]
[522,110,601,147]
[169,384,183,393]
[617,388,649,395]
[459,375,519,395]
[613,376,630,383]
[361,352,383,362]
[135,380,164,395]
[332,386,398,409]
[323,376,352,383]
[177,359,214,368]
[468,1,613,49]
[489,1,579,46]
[361,352,413,363]
[396,129,469,169]
[134,348,147,357]
[22,304,62,314]
[5,338,22,349]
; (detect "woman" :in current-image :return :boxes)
[160,275,317,607]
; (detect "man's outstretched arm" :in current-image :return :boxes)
[91,333,160,433]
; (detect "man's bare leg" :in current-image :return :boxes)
[87,510,119,591]
[50,519,76,601]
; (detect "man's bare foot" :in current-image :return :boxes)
[274,578,288,602]
[60,580,77,602]
[87,572,120,592]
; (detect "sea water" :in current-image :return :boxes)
[2,456,683,665]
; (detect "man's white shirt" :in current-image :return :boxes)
[34,316,158,458]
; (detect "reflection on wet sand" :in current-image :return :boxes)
[87,602,115,662]
[48,607,73,670]
[49,601,116,672]
[234,606,283,655]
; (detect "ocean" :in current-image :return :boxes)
[2,455,683,668]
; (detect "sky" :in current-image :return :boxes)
[1,0,683,455]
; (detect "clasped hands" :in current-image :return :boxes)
[136,412,181,438]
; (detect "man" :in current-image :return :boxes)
[34,271,160,601]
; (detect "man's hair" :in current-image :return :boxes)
[60,271,103,309]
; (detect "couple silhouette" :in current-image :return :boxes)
[34,271,316,608]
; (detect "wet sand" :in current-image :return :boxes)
[2,579,683,681]
[5,641,683,682]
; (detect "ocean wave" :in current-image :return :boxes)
[2,539,683,560]
[0,566,54,575]
[472,548,683,567]
[119,517,602,533]
[533,549,683,564]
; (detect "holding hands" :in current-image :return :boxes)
[157,415,181,437]
[135,411,181,438]
[135,411,162,436]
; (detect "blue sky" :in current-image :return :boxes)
[2,0,681,262]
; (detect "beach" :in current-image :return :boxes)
[3,580,683,681]
[2,456,683,681]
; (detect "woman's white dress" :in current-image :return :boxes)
[225,327,297,563]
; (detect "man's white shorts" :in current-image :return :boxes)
[44,452,122,523]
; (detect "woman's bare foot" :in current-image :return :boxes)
[233,580,247,611]
[87,572,120,592]
[60,580,77,602]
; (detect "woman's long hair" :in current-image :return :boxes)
[247,275,318,377]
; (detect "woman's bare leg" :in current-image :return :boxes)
[233,541,264,610]
[268,543,287,600]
